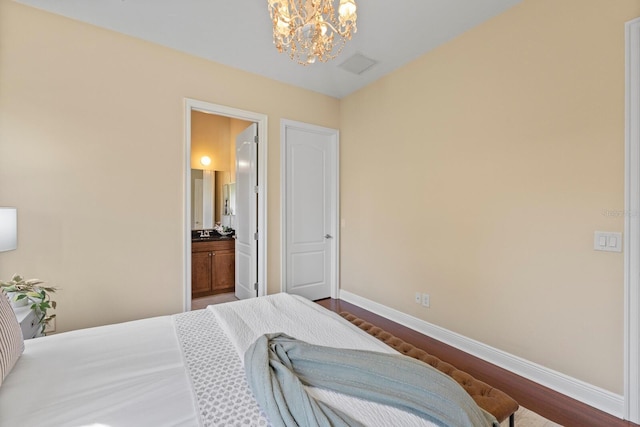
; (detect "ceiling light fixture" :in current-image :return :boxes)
[267,0,357,65]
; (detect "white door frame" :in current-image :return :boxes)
[280,119,340,299]
[625,17,640,424]
[184,99,268,311]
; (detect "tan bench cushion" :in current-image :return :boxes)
[340,312,519,423]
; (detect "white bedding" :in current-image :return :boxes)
[0,294,439,427]
[211,294,437,427]
[0,316,200,427]
[209,293,394,355]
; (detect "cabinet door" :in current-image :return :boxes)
[213,249,235,293]
[192,250,214,297]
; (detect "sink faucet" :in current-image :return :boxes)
[199,230,210,238]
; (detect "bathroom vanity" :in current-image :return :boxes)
[191,237,235,298]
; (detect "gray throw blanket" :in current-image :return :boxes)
[245,333,499,427]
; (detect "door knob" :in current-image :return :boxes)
[324,234,333,239]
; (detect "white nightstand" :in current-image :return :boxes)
[12,305,43,339]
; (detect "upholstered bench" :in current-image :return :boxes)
[340,312,519,426]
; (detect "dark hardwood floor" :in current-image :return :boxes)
[316,298,637,427]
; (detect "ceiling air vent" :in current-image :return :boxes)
[338,53,378,75]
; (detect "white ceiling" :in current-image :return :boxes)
[16,0,522,99]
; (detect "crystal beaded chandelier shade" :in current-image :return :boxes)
[267,0,357,65]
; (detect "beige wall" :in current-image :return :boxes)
[190,113,250,177]
[0,0,339,331]
[191,111,230,172]
[340,0,640,394]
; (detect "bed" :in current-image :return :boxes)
[0,291,503,427]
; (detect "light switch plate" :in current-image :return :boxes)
[594,231,622,252]
[421,293,430,308]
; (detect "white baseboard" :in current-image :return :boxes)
[339,290,625,419]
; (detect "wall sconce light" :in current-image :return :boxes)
[200,156,211,167]
[0,207,17,252]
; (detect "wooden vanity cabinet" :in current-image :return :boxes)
[191,239,235,298]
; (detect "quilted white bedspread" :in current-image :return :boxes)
[211,293,437,427]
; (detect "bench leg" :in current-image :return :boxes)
[509,413,515,427]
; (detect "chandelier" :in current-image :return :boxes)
[267,0,357,65]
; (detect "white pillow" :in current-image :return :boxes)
[0,289,24,387]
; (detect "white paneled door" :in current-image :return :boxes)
[235,123,258,300]
[282,120,338,300]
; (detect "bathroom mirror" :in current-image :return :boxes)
[191,169,214,230]
[192,169,236,230]
[223,183,236,215]
[221,182,236,228]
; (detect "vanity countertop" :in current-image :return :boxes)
[191,234,234,242]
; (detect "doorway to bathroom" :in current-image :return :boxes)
[184,99,268,312]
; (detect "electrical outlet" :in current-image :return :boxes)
[422,293,430,308]
[44,317,56,334]
[414,292,422,304]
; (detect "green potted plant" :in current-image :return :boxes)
[0,274,58,334]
